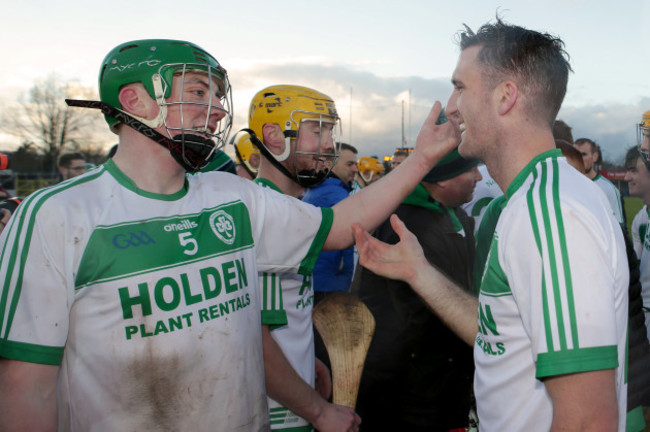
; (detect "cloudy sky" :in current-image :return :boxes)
[1,0,648,164]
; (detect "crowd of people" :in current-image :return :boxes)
[0,16,648,432]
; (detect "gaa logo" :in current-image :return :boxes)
[209,210,236,245]
[112,231,156,249]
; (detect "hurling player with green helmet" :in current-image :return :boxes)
[0,38,457,431]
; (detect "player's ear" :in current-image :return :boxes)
[262,124,286,155]
[496,81,518,116]
[118,84,157,120]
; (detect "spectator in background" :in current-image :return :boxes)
[552,119,574,144]
[304,143,358,304]
[390,149,408,170]
[621,145,650,432]
[353,145,480,431]
[574,137,625,226]
[57,152,86,181]
[625,145,650,342]
[352,156,383,194]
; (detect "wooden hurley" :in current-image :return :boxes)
[312,292,375,408]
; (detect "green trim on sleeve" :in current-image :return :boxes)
[298,207,333,276]
[536,345,618,378]
[261,310,288,330]
[0,339,63,365]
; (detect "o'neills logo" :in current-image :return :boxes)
[164,219,198,232]
[210,210,236,245]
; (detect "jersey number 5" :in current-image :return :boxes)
[179,232,198,256]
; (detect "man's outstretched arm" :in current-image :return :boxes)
[352,214,479,345]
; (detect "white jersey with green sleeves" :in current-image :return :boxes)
[635,206,650,341]
[255,178,318,432]
[631,206,648,259]
[593,173,625,226]
[476,150,628,432]
[0,160,333,432]
[461,164,503,234]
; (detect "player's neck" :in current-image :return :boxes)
[113,133,187,195]
[488,131,556,195]
[257,161,305,198]
[586,169,597,180]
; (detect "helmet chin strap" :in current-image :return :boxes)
[245,129,327,187]
[65,99,213,172]
[359,171,374,184]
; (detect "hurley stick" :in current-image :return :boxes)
[312,292,375,408]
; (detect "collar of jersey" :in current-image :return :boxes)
[253,177,283,194]
[505,148,562,201]
[105,159,189,201]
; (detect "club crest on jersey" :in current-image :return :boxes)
[210,210,236,245]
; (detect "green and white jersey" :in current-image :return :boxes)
[0,160,333,432]
[461,164,502,234]
[634,206,650,341]
[631,206,648,259]
[594,173,625,226]
[477,150,628,431]
[255,178,318,432]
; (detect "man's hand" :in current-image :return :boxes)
[353,214,479,345]
[352,214,428,287]
[410,101,460,172]
[311,403,361,432]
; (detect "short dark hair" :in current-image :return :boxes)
[459,17,572,126]
[575,138,600,162]
[393,150,408,158]
[338,143,357,154]
[555,139,584,172]
[553,120,574,144]
[625,146,647,171]
[57,152,86,168]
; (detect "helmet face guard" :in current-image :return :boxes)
[157,64,233,171]
[637,110,650,166]
[98,39,233,172]
[357,157,383,184]
[248,85,341,187]
[291,115,341,187]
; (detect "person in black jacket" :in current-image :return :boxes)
[352,145,480,431]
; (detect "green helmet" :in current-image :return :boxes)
[98,39,233,171]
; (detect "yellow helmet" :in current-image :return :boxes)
[233,131,260,177]
[358,156,384,183]
[637,110,650,163]
[248,84,341,186]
